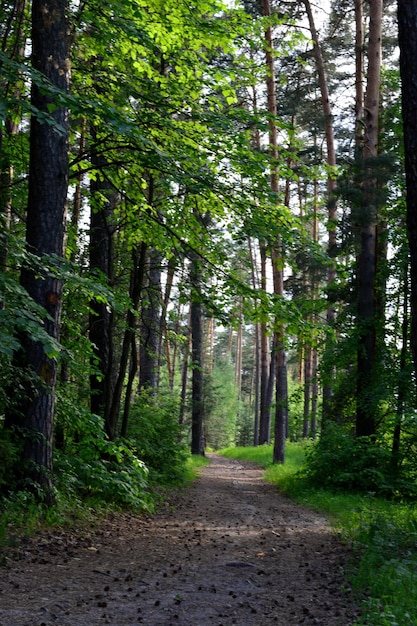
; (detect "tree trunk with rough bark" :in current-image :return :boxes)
[5,0,69,499]
[262,0,288,463]
[398,0,417,391]
[89,140,117,426]
[302,0,338,425]
[190,255,205,455]
[356,0,382,438]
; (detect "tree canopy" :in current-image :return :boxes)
[0,0,416,504]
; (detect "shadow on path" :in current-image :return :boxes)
[0,454,360,625]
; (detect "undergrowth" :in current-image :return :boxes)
[219,442,417,626]
[0,447,207,558]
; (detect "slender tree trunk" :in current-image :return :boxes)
[190,255,205,455]
[356,0,382,438]
[259,243,271,443]
[392,257,409,468]
[249,238,260,446]
[139,248,162,392]
[89,141,117,422]
[68,119,86,262]
[398,0,417,390]
[160,256,177,390]
[302,0,338,425]
[120,335,138,438]
[235,316,243,398]
[262,0,288,462]
[108,243,147,439]
[303,345,312,438]
[5,0,69,498]
[179,316,191,425]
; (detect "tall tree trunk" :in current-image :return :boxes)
[249,238,260,446]
[5,0,69,498]
[398,0,417,390]
[356,0,382,438]
[139,248,162,392]
[190,255,205,455]
[160,256,177,390]
[302,0,338,425]
[109,243,147,439]
[303,345,312,438]
[179,316,191,425]
[258,243,271,443]
[235,316,243,399]
[262,0,288,463]
[89,141,117,424]
[391,256,409,468]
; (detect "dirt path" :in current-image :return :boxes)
[0,455,360,626]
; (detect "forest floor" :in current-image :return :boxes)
[0,455,361,626]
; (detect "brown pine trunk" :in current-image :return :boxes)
[139,248,162,392]
[398,0,417,390]
[262,0,288,462]
[190,254,205,455]
[302,0,337,425]
[258,243,271,444]
[5,0,69,498]
[356,0,382,438]
[248,238,260,446]
[89,139,117,424]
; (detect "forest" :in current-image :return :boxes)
[2,0,417,525]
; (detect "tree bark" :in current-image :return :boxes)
[262,0,288,462]
[258,243,271,443]
[190,255,205,455]
[5,0,69,498]
[89,141,117,424]
[398,0,417,389]
[139,248,162,392]
[109,243,147,439]
[302,0,338,424]
[356,0,382,438]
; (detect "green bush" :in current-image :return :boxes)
[127,389,188,485]
[0,429,21,493]
[301,424,413,497]
[54,410,152,510]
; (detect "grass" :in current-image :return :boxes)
[183,453,210,484]
[218,443,417,626]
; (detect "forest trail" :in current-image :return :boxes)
[0,455,360,626]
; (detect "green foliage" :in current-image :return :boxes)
[301,425,416,497]
[54,408,151,510]
[352,508,417,626]
[0,429,20,491]
[204,360,240,450]
[219,442,308,473]
[127,390,188,485]
[235,401,255,447]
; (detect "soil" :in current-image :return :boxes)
[0,455,361,626]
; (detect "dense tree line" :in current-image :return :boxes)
[1,0,417,504]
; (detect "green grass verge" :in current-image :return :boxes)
[182,454,210,484]
[218,443,417,626]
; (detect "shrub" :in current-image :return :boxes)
[301,424,410,497]
[54,410,152,510]
[127,389,188,485]
[0,429,21,493]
